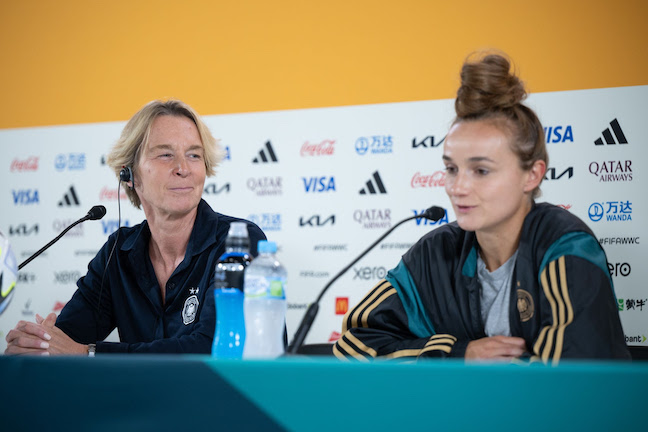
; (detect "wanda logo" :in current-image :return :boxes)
[300,139,335,156]
[411,171,445,188]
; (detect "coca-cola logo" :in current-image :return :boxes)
[411,171,445,188]
[99,186,128,201]
[300,139,335,157]
[10,156,39,172]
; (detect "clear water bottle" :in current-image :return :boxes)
[243,240,287,359]
[212,222,251,359]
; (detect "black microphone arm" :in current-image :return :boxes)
[287,205,445,354]
[18,205,107,271]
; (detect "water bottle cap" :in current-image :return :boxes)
[257,240,277,254]
[228,222,249,238]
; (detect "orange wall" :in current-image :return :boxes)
[0,0,646,129]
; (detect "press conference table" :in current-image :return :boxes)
[0,355,646,431]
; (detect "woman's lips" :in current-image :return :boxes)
[455,205,475,214]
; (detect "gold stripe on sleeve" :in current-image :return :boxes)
[553,256,574,365]
[424,338,456,347]
[428,333,457,342]
[541,260,560,363]
[336,336,370,362]
[552,261,566,329]
[360,288,397,328]
[382,349,421,360]
[350,280,390,329]
[532,326,549,360]
[345,332,378,358]
[420,344,452,355]
[332,343,349,361]
[534,264,558,362]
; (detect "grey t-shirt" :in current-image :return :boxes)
[477,249,519,337]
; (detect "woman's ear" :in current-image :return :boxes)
[524,160,546,193]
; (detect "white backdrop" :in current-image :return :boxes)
[1,85,646,351]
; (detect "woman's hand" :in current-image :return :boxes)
[5,313,88,355]
[465,336,526,361]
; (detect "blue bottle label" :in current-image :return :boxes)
[212,288,246,359]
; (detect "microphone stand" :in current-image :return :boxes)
[19,206,106,270]
[287,206,444,354]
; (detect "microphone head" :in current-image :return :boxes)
[423,206,445,222]
[87,205,107,220]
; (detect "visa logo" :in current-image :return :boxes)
[101,220,130,235]
[12,189,39,205]
[412,209,449,226]
[543,125,574,143]
[302,177,336,193]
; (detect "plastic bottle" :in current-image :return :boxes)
[243,240,287,359]
[212,222,251,359]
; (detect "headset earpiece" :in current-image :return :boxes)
[119,166,132,182]
[119,166,133,190]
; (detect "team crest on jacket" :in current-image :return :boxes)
[517,288,534,322]
[182,295,199,325]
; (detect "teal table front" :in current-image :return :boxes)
[0,355,646,431]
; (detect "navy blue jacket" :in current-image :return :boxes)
[56,199,266,353]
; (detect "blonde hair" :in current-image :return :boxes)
[453,52,548,199]
[106,99,224,208]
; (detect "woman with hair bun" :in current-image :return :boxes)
[334,53,629,364]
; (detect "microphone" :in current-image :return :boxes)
[87,205,107,220]
[18,205,107,270]
[287,205,445,354]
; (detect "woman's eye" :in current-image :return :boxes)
[445,166,457,174]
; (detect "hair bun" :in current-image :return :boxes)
[455,53,527,119]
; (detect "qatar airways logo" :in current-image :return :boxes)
[99,187,128,201]
[53,219,83,236]
[588,161,633,182]
[353,209,391,229]
[10,156,39,172]
[300,139,335,157]
[411,171,445,188]
[246,177,283,196]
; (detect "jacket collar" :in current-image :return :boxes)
[121,199,220,257]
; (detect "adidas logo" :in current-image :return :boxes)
[58,186,80,207]
[595,118,627,145]
[359,171,387,195]
[252,141,278,163]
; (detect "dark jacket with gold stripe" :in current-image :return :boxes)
[333,203,630,364]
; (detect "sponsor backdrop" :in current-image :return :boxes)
[1,2,647,351]
[1,85,647,350]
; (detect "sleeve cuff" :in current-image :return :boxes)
[448,339,469,358]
